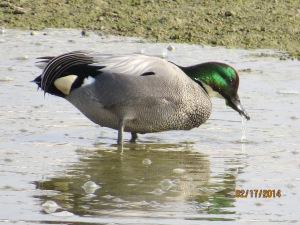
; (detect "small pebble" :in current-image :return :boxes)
[30,31,38,36]
[81,30,90,36]
[0,2,11,7]
[225,11,235,16]
[0,26,6,34]
[167,45,175,51]
[13,7,26,14]
[17,55,28,60]
[279,56,287,60]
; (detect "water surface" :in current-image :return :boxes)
[0,29,299,224]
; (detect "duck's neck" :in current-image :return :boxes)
[178,62,227,98]
[179,62,221,84]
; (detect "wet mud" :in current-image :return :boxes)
[1,0,300,57]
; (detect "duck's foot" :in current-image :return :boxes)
[129,132,138,143]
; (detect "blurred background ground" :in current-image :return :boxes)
[1,0,299,57]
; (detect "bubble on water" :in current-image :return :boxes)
[42,200,60,214]
[136,48,145,54]
[83,181,99,188]
[113,198,127,203]
[8,66,16,71]
[201,201,214,207]
[51,211,74,217]
[103,194,114,199]
[160,179,174,190]
[277,91,298,95]
[80,194,96,201]
[149,188,165,195]
[173,168,185,174]
[0,77,13,82]
[139,200,150,206]
[172,178,181,184]
[142,158,152,165]
[286,183,296,189]
[228,191,236,196]
[115,204,125,208]
[82,181,100,194]
[42,200,60,208]
[149,201,159,206]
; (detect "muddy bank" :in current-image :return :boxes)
[1,0,299,57]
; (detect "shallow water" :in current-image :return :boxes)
[0,29,299,224]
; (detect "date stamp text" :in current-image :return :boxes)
[236,189,281,198]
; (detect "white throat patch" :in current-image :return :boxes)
[201,81,224,99]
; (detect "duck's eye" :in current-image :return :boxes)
[228,79,233,83]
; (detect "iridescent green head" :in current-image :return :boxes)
[179,62,250,120]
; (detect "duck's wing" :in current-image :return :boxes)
[82,52,206,112]
[34,51,186,98]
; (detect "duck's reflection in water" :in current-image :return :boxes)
[34,142,241,218]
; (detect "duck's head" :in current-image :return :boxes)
[179,62,250,120]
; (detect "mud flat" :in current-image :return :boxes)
[1,0,299,58]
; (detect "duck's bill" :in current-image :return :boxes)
[226,96,250,120]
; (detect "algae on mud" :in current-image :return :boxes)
[0,0,300,57]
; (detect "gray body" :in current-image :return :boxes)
[67,58,212,133]
[37,52,212,143]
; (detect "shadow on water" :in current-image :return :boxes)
[32,142,242,221]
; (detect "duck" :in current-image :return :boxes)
[33,51,250,145]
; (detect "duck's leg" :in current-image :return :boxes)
[129,132,138,143]
[117,119,124,145]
